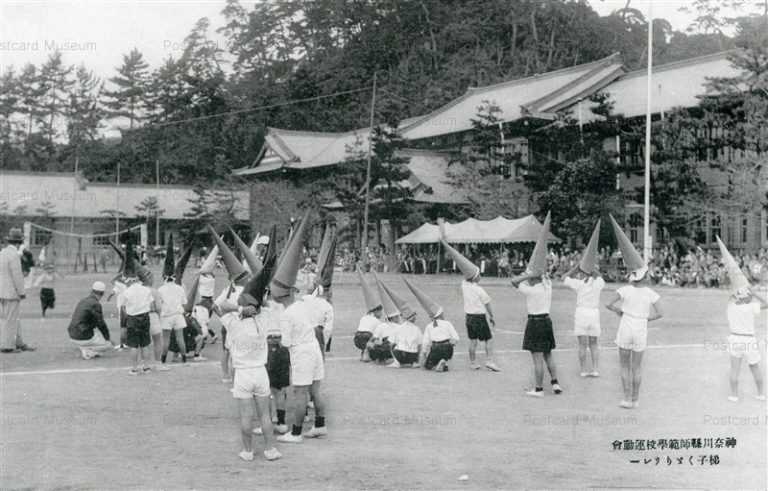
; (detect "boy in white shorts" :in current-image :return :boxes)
[605,215,663,409]
[563,220,605,377]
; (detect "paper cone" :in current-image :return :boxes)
[378,276,415,320]
[319,236,337,289]
[373,273,400,318]
[239,254,277,307]
[357,270,382,312]
[579,220,601,274]
[199,245,219,274]
[263,225,278,281]
[608,214,645,273]
[229,226,262,275]
[438,218,480,280]
[716,236,751,292]
[403,278,443,319]
[184,274,200,313]
[162,234,176,279]
[123,242,138,278]
[209,226,248,281]
[270,210,311,297]
[174,243,194,285]
[526,211,552,277]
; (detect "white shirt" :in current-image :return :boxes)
[616,285,660,319]
[727,301,761,335]
[373,321,397,341]
[302,294,334,337]
[357,314,380,333]
[224,313,268,369]
[198,274,215,297]
[123,283,153,316]
[518,279,552,315]
[461,280,491,314]
[421,319,459,345]
[391,321,421,353]
[215,284,243,325]
[564,276,605,310]
[112,281,127,310]
[263,300,285,337]
[157,282,187,317]
[280,299,316,348]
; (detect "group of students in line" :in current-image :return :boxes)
[354,213,766,407]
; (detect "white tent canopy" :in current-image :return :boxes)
[395,215,560,245]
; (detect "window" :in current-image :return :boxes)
[32,228,52,247]
[710,214,721,243]
[726,216,736,245]
[741,215,749,244]
[93,235,112,247]
[629,213,643,245]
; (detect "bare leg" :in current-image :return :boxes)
[173,329,187,361]
[131,347,139,370]
[152,332,164,362]
[729,356,742,399]
[577,335,588,373]
[254,395,276,450]
[619,348,632,402]
[484,338,494,363]
[291,386,310,430]
[468,339,477,364]
[543,351,558,380]
[748,361,764,397]
[588,336,599,373]
[237,398,255,453]
[309,380,325,418]
[531,352,544,388]
[161,330,172,361]
[630,350,644,402]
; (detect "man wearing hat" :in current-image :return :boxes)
[272,212,329,443]
[67,282,114,359]
[0,228,32,353]
[354,271,383,362]
[404,278,458,372]
[563,220,605,378]
[605,215,663,409]
[714,237,766,402]
[510,212,562,397]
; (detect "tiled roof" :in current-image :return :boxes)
[399,53,624,141]
[0,171,249,220]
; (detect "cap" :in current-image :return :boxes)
[92,281,106,292]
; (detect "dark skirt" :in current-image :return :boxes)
[314,326,325,359]
[522,314,556,353]
[354,331,373,351]
[267,337,290,389]
[40,288,55,310]
[368,340,393,362]
[425,341,453,369]
[393,349,419,365]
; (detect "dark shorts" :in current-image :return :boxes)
[466,313,492,341]
[120,310,127,329]
[393,349,419,365]
[425,341,453,369]
[354,331,373,351]
[369,339,393,362]
[522,314,556,353]
[40,288,55,310]
[198,297,214,316]
[267,337,290,389]
[125,313,151,348]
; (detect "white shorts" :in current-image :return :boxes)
[574,307,601,337]
[727,335,762,365]
[149,313,163,336]
[290,342,324,386]
[232,366,271,399]
[161,314,186,331]
[615,315,647,352]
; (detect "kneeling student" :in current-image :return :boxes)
[354,271,383,361]
[404,278,458,372]
[376,277,421,368]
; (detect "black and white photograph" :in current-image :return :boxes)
[1,0,766,489]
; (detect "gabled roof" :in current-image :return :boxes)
[0,171,249,220]
[603,50,741,118]
[399,53,624,141]
[401,149,467,204]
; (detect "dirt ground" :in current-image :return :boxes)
[1,270,766,490]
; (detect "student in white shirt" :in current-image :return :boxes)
[462,273,500,372]
[403,278,458,372]
[564,265,605,377]
[355,271,383,362]
[158,275,188,368]
[726,288,767,401]
[107,275,128,350]
[215,274,249,382]
[512,272,562,397]
[123,268,155,376]
[606,269,662,408]
[302,284,333,360]
[390,309,422,368]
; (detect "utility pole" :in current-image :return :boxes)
[643,1,653,263]
[115,161,121,236]
[156,158,160,246]
[361,73,377,264]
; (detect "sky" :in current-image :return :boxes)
[0,0,732,81]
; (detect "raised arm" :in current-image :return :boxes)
[648,299,663,321]
[751,287,768,310]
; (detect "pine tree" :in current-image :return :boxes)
[67,65,104,149]
[36,51,74,147]
[102,48,151,129]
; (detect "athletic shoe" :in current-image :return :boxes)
[727,396,739,402]
[755,394,766,401]
[141,365,152,373]
[304,426,327,438]
[580,372,589,377]
[485,362,501,372]
[589,371,600,377]
[619,400,633,408]
[238,450,254,462]
[128,368,140,376]
[276,433,304,444]
[252,427,263,435]
[16,344,35,352]
[435,359,447,372]
[157,364,170,371]
[552,383,563,394]
[274,424,288,434]
[469,363,481,370]
[525,389,544,398]
[264,448,282,461]
[386,360,401,368]
[193,355,207,361]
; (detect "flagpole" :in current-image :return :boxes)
[115,161,121,237]
[156,158,160,247]
[643,0,653,263]
[361,73,377,263]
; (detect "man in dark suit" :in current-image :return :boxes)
[68,281,114,359]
